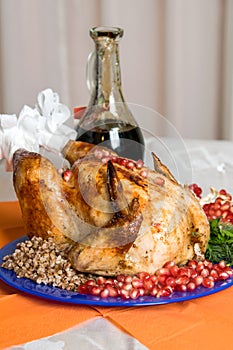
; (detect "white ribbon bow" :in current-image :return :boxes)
[0,89,77,168]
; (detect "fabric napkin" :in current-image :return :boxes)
[0,202,233,350]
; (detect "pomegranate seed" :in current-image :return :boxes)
[175,284,187,292]
[129,288,140,299]
[150,286,159,296]
[158,275,167,286]
[175,276,190,285]
[140,169,148,178]
[117,274,125,283]
[202,277,215,288]
[224,267,233,277]
[157,287,172,297]
[143,279,154,291]
[192,275,204,286]
[136,159,144,169]
[203,260,213,270]
[137,272,150,280]
[106,285,119,297]
[85,279,96,286]
[187,282,196,291]
[77,285,88,294]
[210,269,219,281]
[166,276,176,288]
[132,279,144,288]
[124,275,133,284]
[157,267,171,276]
[218,271,229,280]
[218,260,226,269]
[138,288,145,296]
[196,262,205,273]
[178,267,191,277]
[62,169,72,181]
[201,268,209,278]
[170,265,179,277]
[96,276,106,285]
[118,158,128,166]
[163,261,175,268]
[122,283,133,291]
[188,260,198,269]
[90,286,102,296]
[126,161,135,169]
[100,288,109,298]
[120,289,130,299]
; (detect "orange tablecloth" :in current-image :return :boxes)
[0,202,233,350]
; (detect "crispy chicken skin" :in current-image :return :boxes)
[13,141,210,275]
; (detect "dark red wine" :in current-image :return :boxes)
[76,122,145,161]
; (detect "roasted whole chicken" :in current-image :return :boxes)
[13,140,210,275]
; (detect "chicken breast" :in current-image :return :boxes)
[13,141,210,275]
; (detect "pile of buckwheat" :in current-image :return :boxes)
[1,236,94,291]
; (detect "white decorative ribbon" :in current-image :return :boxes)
[0,89,77,168]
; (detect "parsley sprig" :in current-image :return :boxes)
[205,218,233,265]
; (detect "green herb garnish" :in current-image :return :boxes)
[205,218,233,265]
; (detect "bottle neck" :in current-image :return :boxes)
[90,37,125,107]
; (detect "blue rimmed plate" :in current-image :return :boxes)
[0,236,232,307]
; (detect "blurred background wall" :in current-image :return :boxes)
[0,0,232,140]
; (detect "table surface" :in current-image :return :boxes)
[0,138,233,350]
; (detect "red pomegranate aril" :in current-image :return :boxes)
[193,275,204,286]
[202,277,215,288]
[218,260,227,269]
[175,276,190,285]
[126,161,135,169]
[187,282,196,291]
[166,276,176,288]
[150,286,159,296]
[196,262,205,273]
[221,202,231,211]
[136,159,144,169]
[100,288,109,298]
[78,285,88,294]
[129,288,140,299]
[178,267,191,277]
[218,271,229,280]
[117,274,125,283]
[143,279,154,291]
[106,286,119,297]
[90,286,102,296]
[137,272,151,280]
[188,260,198,269]
[157,286,172,297]
[124,275,133,284]
[190,269,198,278]
[224,267,233,277]
[140,169,148,178]
[132,278,144,289]
[175,284,187,292]
[163,260,176,268]
[118,158,128,166]
[150,275,158,284]
[210,269,219,281]
[122,283,133,291]
[120,289,130,299]
[96,276,106,285]
[85,279,96,286]
[201,268,209,278]
[203,260,213,270]
[170,265,179,277]
[158,275,167,286]
[62,169,73,181]
[157,267,171,276]
[138,288,146,296]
